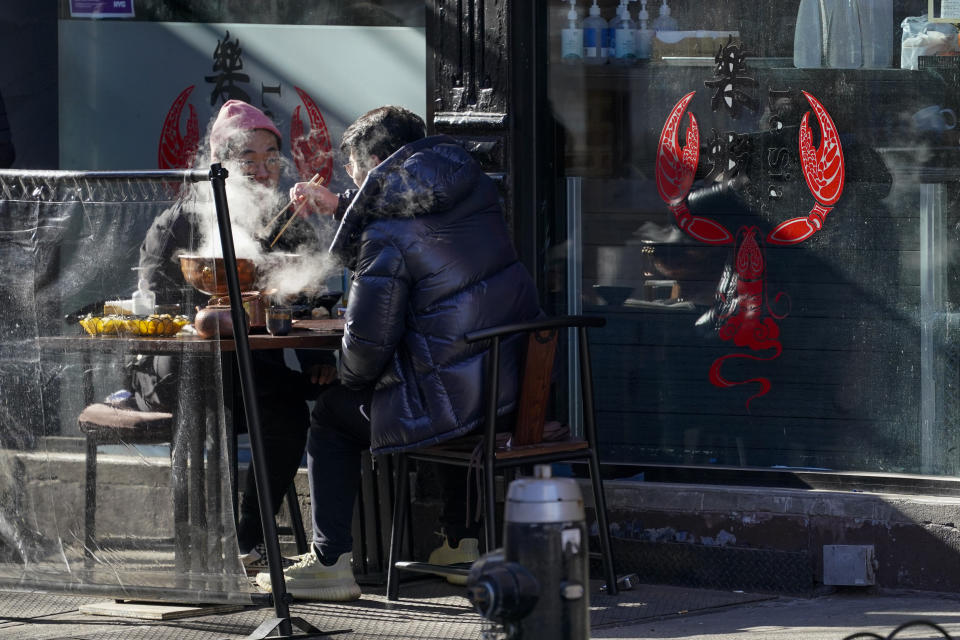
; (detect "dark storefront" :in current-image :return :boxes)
[1,0,960,595]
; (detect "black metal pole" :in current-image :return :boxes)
[208,164,293,631]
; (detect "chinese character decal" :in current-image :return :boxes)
[703,37,759,119]
[205,31,252,105]
[655,52,846,409]
[702,129,753,185]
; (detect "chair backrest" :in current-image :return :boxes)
[464,315,606,449]
[512,329,558,446]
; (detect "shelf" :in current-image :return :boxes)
[551,59,924,78]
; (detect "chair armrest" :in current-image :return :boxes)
[464,315,605,344]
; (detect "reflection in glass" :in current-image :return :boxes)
[826,0,863,68]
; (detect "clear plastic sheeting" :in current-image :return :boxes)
[0,171,255,603]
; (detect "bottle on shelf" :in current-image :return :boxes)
[132,277,156,316]
[859,0,893,68]
[652,0,678,31]
[793,0,826,68]
[582,0,609,65]
[612,0,638,65]
[561,0,583,63]
[636,0,654,59]
[826,0,863,68]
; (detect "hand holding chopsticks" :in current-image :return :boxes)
[266,173,324,249]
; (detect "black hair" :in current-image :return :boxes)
[340,106,426,168]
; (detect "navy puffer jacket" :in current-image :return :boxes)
[330,135,541,454]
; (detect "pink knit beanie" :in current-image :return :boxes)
[209,100,282,161]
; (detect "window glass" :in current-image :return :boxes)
[547,0,960,474]
[59,0,425,26]
[56,0,427,196]
[0,0,427,597]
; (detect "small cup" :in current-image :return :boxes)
[265,306,292,336]
[912,105,957,132]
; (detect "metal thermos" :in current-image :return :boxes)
[504,464,590,640]
[466,465,590,639]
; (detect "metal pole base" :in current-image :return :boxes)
[232,616,351,639]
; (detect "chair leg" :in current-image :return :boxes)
[83,438,97,558]
[171,427,190,575]
[587,450,617,596]
[285,483,308,555]
[386,453,409,601]
[483,459,497,552]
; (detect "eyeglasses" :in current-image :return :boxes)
[238,155,282,171]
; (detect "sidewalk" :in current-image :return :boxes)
[1,579,959,639]
[599,589,960,639]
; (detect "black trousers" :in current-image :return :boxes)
[306,383,482,559]
[234,351,314,553]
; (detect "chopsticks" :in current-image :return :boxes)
[265,173,324,249]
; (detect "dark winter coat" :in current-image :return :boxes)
[329,135,541,454]
[136,196,331,412]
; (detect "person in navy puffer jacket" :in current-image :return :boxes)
[255,106,541,601]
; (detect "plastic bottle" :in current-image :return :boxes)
[582,0,609,65]
[652,0,678,31]
[793,0,825,68]
[132,277,156,316]
[859,0,893,68]
[826,0,863,68]
[636,0,654,59]
[561,0,583,62]
[612,1,638,65]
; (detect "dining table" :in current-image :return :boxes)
[37,317,344,597]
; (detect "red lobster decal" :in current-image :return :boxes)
[290,87,333,184]
[158,86,200,170]
[655,91,733,246]
[655,90,845,407]
[768,91,845,245]
[157,86,332,185]
[708,226,788,409]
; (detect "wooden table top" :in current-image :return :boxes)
[40,317,344,354]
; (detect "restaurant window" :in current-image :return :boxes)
[546,0,960,474]
[49,0,428,437]
[0,0,428,598]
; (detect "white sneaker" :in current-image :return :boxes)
[427,537,479,585]
[239,543,295,576]
[255,550,360,601]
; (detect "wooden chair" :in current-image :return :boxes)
[385,315,617,600]
[77,402,178,556]
[77,402,307,557]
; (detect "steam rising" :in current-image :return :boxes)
[178,121,341,300]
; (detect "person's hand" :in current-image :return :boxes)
[290,181,338,218]
[305,363,338,385]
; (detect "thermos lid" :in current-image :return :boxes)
[505,465,585,524]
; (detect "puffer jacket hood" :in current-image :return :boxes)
[330,136,488,264]
[329,135,541,454]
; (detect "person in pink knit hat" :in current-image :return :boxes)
[136,100,337,576]
[208,99,284,189]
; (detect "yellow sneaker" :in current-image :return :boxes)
[255,550,360,601]
[427,537,479,585]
